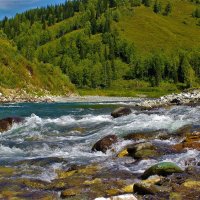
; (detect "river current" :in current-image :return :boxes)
[0,101,200,183]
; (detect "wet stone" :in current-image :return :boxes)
[111,107,132,118]
[60,188,81,198]
[172,131,200,151]
[124,130,171,141]
[134,182,171,195]
[92,135,118,153]
[120,142,161,159]
[0,116,24,132]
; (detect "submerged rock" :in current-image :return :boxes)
[15,157,66,167]
[0,167,15,178]
[95,194,138,200]
[60,188,81,198]
[20,178,49,190]
[118,142,159,159]
[92,135,118,153]
[134,182,171,195]
[128,142,159,159]
[0,117,24,132]
[173,125,192,137]
[134,149,158,159]
[57,164,101,179]
[128,142,154,152]
[172,131,200,151]
[111,107,132,118]
[124,131,170,141]
[141,162,183,179]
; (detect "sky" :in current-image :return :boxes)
[0,0,66,19]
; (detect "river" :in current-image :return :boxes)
[0,100,200,199]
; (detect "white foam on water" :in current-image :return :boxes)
[0,144,24,157]
[37,163,62,182]
[160,149,200,169]
[113,111,194,134]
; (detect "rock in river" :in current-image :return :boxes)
[118,142,159,159]
[92,135,118,153]
[134,182,171,195]
[141,162,183,179]
[0,117,24,132]
[172,131,200,151]
[111,107,132,118]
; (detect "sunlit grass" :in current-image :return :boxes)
[116,2,200,54]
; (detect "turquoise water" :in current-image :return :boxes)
[0,102,200,181]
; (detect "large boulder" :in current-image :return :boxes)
[0,117,24,132]
[111,107,132,118]
[141,162,183,179]
[92,135,118,153]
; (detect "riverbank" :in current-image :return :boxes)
[0,93,139,104]
[0,88,199,108]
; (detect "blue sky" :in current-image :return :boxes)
[0,0,66,19]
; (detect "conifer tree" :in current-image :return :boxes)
[154,1,162,14]
[164,2,172,16]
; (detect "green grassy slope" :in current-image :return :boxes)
[116,1,200,54]
[0,32,75,96]
[35,0,200,56]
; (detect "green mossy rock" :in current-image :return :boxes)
[141,162,183,179]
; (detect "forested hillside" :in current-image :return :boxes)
[0,31,75,96]
[0,0,200,96]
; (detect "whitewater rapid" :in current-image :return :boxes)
[0,102,199,181]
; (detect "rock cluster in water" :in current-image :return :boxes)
[136,89,200,109]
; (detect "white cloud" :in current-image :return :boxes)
[0,0,40,9]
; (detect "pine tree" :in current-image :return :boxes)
[193,7,200,18]
[154,1,162,14]
[164,2,172,16]
[142,0,151,7]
